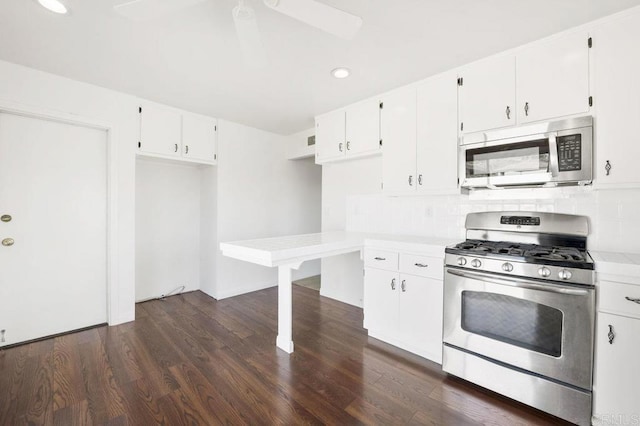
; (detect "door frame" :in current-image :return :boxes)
[0,99,119,326]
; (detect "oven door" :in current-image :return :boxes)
[443,267,595,390]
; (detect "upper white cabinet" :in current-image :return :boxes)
[138,103,217,165]
[593,11,640,187]
[139,103,182,157]
[380,87,417,192]
[381,72,459,194]
[182,114,218,163]
[517,31,590,124]
[458,30,591,135]
[458,55,516,134]
[315,109,345,162]
[416,72,459,193]
[315,99,381,164]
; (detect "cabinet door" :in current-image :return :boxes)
[416,72,459,193]
[139,103,182,157]
[517,31,590,124]
[593,13,640,186]
[182,114,217,163]
[381,87,417,192]
[458,55,515,135]
[363,268,398,335]
[398,275,443,363]
[593,312,640,422]
[315,110,346,163]
[346,99,381,156]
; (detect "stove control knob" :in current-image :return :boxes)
[502,262,514,272]
[558,269,572,280]
[538,267,551,278]
[457,257,467,266]
[471,259,482,268]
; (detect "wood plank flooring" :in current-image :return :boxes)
[0,286,572,425]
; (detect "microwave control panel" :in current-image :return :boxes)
[557,134,582,171]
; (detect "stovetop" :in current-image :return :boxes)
[446,239,594,270]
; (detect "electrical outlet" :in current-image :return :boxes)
[1,329,6,343]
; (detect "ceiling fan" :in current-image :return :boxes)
[114,0,363,67]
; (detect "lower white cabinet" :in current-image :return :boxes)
[363,245,444,363]
[593,276,640,424]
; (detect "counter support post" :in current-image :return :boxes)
[276,262,301,353]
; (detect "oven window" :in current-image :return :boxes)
[466,139,550,178]
[461,291,563,357]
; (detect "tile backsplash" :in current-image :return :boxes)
[346,187,640,253]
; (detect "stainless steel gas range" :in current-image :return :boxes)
[442,211,595,426]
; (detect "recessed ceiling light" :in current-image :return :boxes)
[331,67,350,79]
[38,0,69,14]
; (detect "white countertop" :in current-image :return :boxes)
[220,231,456,267]
[591,250,640,282]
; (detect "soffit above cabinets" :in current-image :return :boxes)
[2,0,640,135]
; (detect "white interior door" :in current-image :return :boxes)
[0,112,107,347]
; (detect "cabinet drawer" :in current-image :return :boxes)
[599,280,640,319]
[400,254,442,279]
[363,248,398,270]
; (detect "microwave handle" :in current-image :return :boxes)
[548,133,559,177]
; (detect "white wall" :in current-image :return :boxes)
[321,156,382,307]
[346,188,640,254]
[211,120,322,299]
[287,127,316,160]
[0,59,137,324]
[135,158,203,301]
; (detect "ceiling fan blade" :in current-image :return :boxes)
[114,0,207,21]
[263,0,362,40]
[233,2,268,68]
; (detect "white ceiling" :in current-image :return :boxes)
[1,0,639,135]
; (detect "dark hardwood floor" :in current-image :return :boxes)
[0,285,571,425]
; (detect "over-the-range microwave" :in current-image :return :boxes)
[459,116,593,190]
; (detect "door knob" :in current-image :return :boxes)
[2,238,15,246]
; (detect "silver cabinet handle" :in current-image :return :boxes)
[524,102,530,116]
[414,263,428,268]
[605,160,612,176]
[346,141,351,151]
[391,278,396,290]
[401,279,406,292]
[418,174,423,186]
[408,175,413,186]
[505,106,511,119]
[174,143,178,153]
[2,238,14,247]
[625,296,640,304]
[185,145,189,154]
[339,142,343,152]
[374,257,386,261]
[1,214,11,223]
[608,324,615,344]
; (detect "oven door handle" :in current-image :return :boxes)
[446,268,591,296]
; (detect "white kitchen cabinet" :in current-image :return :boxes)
[315,99,381,164]
[458,30,591,136]
[363,267,398,336]
[139,103,182,157]
[380,87,417,192]
[363,244,444,363]
[592,266,640,425]
[139,103,218,165]
[397,274,443,360]
[182,114,218,164]
[593,11,640,187]
[315,109,345,163]
[593,313,640,424]
[517,30,590,124]
[458,54,515,135]
[416,72,459,193]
